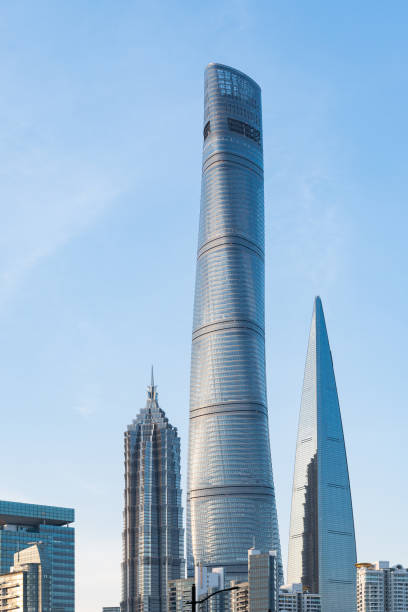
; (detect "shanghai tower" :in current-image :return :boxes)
[287,297,356,612]
[187,63,282,581]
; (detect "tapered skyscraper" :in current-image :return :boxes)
[187,63,282,581]
[121,371,184,612]
[288,297,356,612]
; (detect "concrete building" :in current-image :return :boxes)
[121,371,184,612]
[230,581,248,612]
[356,561,408,612]
[0,500,74,612]
[187,62,282,582]
[0,544,50,612]
[279,584,321,612]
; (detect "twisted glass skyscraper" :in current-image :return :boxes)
[287,297,356,612]
[187,63,282,581]
[121,372,184,612]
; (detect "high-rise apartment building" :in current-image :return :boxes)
[187,61,282,583]
[356,561,408,612]
[0,500,74,612]
[0,544,50,612]
[279,584,321,612]
[230,581,249,612]
[287,297,356,612]
[121,373,184,612]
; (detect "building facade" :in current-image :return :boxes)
[167,578,194,612]
[102,608,120,612]
[248,549,279,612]
[187,61,282,583]
[356,561,408,612]
[196,566,226,612]
[121,373,184,612]
[0,500,74,612]
[0,544,50,612]
[279,584,321,612]
[230,549,278,612]
[230,581,249,612]
[287,297,356,612]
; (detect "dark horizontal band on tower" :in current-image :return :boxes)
[203,150,263,177]
[188,484,275,500]
[197,234,264,261]
[192,318,264,341]
[189,401,268,419]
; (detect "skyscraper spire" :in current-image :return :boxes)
[287,297,356,612]
[147,365,157,402]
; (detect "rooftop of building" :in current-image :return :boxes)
[356,561,408,572]
[0,500,74,527]
[206,62,261,90]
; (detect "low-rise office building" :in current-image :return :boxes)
[279,583,321,612]
[230,581,248,612]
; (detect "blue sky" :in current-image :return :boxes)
[1,1,407,610]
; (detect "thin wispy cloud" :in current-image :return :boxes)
[0,151,124,306]
[267,158,350,293]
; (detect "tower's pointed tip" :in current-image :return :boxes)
[314,295,324,317]
[151,365,154,388]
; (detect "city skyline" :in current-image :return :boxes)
[1,2,408,611]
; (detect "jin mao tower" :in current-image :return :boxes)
[287,297,356,612]
[187,63,282,581]
[121,372,184,612]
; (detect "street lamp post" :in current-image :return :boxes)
[187,584,239,612]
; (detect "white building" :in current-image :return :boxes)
[279,583,321,612]
[356,562,408,612]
